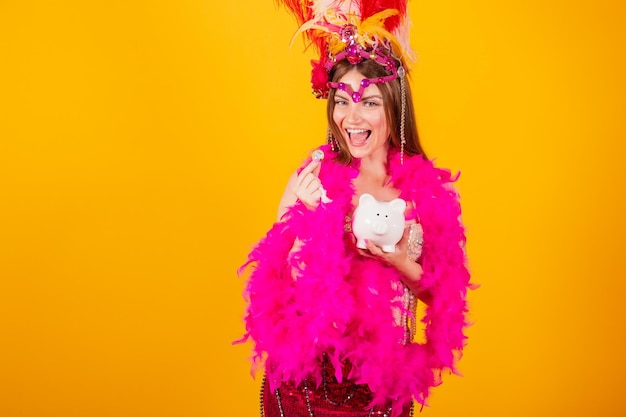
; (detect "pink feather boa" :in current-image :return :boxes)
[238,146,471,416]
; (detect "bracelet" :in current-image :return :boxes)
[407,223,424,262]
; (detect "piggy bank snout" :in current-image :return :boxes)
[370,220,389,235]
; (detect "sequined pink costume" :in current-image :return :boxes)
[239,146,471,417]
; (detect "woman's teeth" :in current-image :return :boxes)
[347,129,371,144]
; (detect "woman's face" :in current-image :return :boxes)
[332,69,390,161]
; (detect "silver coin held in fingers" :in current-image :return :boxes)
[312,149,324,161]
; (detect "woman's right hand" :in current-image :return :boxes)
[293,159,323,211]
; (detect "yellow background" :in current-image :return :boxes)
[1,1,625,416]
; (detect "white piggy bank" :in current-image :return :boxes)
[352,193,407,253]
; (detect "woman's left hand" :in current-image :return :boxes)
[359,227,424,290]
[360,227,408,265]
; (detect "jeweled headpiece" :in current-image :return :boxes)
[278,0,415,100]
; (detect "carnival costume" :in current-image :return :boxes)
[238,1,471,416]
[240,147,470,417]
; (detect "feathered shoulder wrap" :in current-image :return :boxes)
[239,146,471,415]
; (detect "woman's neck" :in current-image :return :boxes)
[353,149,400,203]
[357,151,390,186]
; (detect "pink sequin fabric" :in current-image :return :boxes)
[262,360,412,417]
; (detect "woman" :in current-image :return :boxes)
[239,2,471,416]
[279,58,430,303]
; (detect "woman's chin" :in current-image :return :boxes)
[347,147,368,159]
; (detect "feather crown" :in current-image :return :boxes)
[278,0,415,99]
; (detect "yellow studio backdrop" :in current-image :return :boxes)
[0,1,624,416]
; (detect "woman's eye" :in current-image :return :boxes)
[364,101,379,107]
[335,100,347,106]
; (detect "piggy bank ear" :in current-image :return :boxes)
[358,193,376,206]
[389,198,407,213]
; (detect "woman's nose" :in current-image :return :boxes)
[346,103,361,123]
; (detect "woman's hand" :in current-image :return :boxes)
[362,228,420,275]
[276,158,324,220]
[359,227,429,301]
[293,159,323,211]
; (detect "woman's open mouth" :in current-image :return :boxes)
[347,128,371,146]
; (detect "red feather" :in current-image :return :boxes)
[360,0,408,31]
[276,0,313,25]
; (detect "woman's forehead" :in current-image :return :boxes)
[334,71,383,101]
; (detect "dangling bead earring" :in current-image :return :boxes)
[398,66,407,165]
[327,127,337,152]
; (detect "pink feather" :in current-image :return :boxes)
[239,145,473,415]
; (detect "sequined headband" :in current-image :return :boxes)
[276,1,414,101]
[321,24,405,102]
